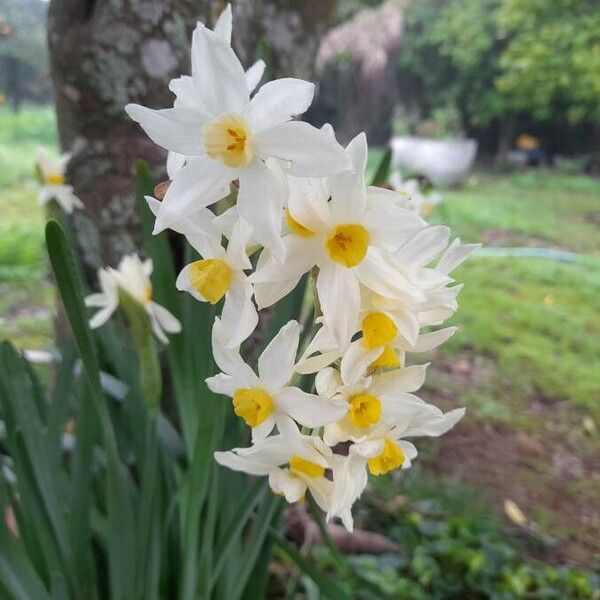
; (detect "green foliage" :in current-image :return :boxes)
[497,0,600,123]
[0,105,57,348]
[398,0,600,133]
[430,172,600,419]
[399,0,508,128]
[306,475,600,599]
[0,166,318,599]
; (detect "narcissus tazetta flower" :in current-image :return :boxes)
[251,133,425,344]
[215,432,334,509]
[175,217,257,348]
[206,320,346,441]
[37,148,83,214]
[85,254,181,344]
[126,11,348,256]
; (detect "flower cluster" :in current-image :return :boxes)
[88,6,478,530]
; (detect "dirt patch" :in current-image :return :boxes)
[424,415,600,567]
[482,228,560,249]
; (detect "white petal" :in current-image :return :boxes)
[154,156,231,234]
[84,293,107,308]
[149,313,169,344]
[89,304,116,329]
[251,416,276,443]
[328,454,368,532]
[258,320,299,390]
[277,387,347,428]
[215,450,271,475]
[287,174,330,233]
[150,302,181,334]
[402,407,465,437]
[224,219,253,270]
[316,263,360,346]
[395,226,451,267]
[125,104,207,155]
[245,59,266,93]
[211,317,258,385]
[295,350,341,375]
[397,440,418,468]
[253,278,301,311]
[437,239,480,274]
[269,469,306,503]
[237,161,284,258]
[204,373,237,396]
[212,4,232,42]
[370,363,429,396]
[166,152,187,179]
[219,278,258,348]
[340,341,382,386]
[256,121,349,177]
[364,201,425,252]
[329,133,367,220]
[357,249,425,303]
[389,306,420,347]
[314,366,342,397]
[249,78,314,133]
[170,75,205,111]
[251,236,317,285]
[191,23,248,117]
[412,327,457,352]
[176,263,206,302]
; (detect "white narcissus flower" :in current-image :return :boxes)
[295,230,479,377]
[251,133,426,345]
[327,403,465,525]
[206,319,347,442]
[315,364,432,446]
[85,254,181,344]
[389,171,442,217]
[215,432,335,514]
[176,217,258,348]
[37,148,83,214]
[126,12,348,256]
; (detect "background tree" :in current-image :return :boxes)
[48,0,336,277]
[497,0,600,124]
[0,0,50,111]
[397,0,513,156]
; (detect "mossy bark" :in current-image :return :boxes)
[47,0,336,279]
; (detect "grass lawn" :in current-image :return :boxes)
[1,107,599,576]
[0,105,57,349]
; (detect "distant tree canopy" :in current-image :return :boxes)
[497,0,600,124]
[0,0,50,110]
[398,0,600,134]
[398,0,507,131]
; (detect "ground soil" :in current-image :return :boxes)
[422,356,600,568]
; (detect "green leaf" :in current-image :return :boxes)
[369,147,392,186]
[45,220,137,600]
[209,479,267,588]
[0,343,77,596]
[270,529,353,600]
[228,496,281,600]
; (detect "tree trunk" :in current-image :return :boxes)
[494,113,516,166]
[47,0,336,278]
